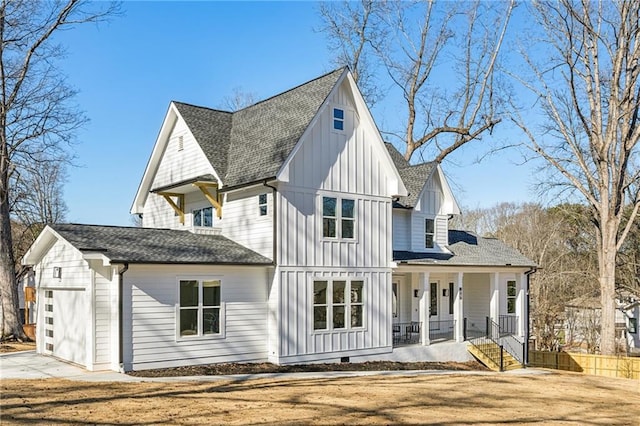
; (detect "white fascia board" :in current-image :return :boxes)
[344,72,407,197]
[277,68,349,184]
[21,226,83,266]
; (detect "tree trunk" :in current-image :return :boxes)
[598,220,618,355]
[0,164,25,340]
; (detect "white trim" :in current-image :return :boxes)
[175,276,226,341]
[310,276,367,334]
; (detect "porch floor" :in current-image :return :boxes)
[352,341,473,363]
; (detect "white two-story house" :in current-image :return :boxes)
[23,68,536,372]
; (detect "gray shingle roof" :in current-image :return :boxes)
[385,143,436,208]
[394,230,536,267]
[51,224,272,265]
[172,103,232,180]
[173,68,345,189]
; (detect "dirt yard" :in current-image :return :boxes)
[2,371,638,425]
[0,340,35,353]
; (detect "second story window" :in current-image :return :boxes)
[193,206,213,227]
[425,218,435,248]
[258,193,268,216]
[323,196,356,239]
[333,108,344,131]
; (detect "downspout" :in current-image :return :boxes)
[118,263,129,372]
[524,267,537,367]
[263,180,278,264]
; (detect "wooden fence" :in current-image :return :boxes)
[529,350,640,380]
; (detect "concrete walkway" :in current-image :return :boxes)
[1,350,550,383]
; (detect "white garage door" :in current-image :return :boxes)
[46,289,86,366]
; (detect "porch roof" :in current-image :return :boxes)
[394,230,536,268]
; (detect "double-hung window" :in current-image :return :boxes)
[178,279,222,338]
[333,108,344,131]
[323,196,356,239]
[507,280,517,314]
[193,206,213,227]
[425,218,435,248]
[313,279,364,331]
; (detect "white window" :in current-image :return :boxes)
[193,206,213,227]
[507,280,516,314]
[332,108,344,131]
[322,196,356,239]
[258,193,268,216]
[425,218,435,248]
[313,279,364,331]
[178,279,222,338]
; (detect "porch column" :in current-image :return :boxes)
[517,272,527,338]
[419,272,430,345]
[454,272,464,342]
[489,272,500,329]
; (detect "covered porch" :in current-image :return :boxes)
[390,269,529,348]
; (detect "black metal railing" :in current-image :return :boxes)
[499,315,518,336]
[430,319,455,341]
[466,317,525,370]
[392,321,422,346]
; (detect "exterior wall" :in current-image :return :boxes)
[91,263,117,370]
[150,116,215,191]
[392,210,411,251]
[275,267,392,363]
[33,239,92,369]
[221,186,274,259]
[122,264,269,371]
[462,273,490,332]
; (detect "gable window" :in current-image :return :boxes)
[178,279,222,338]
[333,108,344,131]
[258,193,268,216]
[507,280,517,314]
[313,279,364,331]
[323,196,356,239]
[193,206,213,227]
[425,218,435,248]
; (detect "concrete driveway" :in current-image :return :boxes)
[0,351,138,382]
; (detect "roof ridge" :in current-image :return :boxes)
[232,67,347,113]
[172,101,233,115]
[55,223,172,231]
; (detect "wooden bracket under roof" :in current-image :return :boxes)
[193,182,223,218]
[157,192,185,224]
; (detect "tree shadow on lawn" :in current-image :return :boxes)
[1,373,638,425]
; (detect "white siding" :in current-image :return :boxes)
[392,210,411,251]
[122,264,269,370]
[463,273,490,331]
[277,268,392,363]
[34,239,92,369]
[221,187,274,259]
[92,264,116,368]
[142,115,216,229]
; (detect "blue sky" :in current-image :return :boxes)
[53,1,536,226]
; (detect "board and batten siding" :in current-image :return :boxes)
[221,187,273,259]
[276,268,392,363]
[392,210,411,251]
[122,264,269,370]
[463,273,491,331]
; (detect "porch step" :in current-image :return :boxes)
[468,342,522,372]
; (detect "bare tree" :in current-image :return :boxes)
[220,86,258,112]
[0,0,119,340]
[512,0,640,355]
[319,0,515,163]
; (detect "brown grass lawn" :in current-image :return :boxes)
[1,371,639,425]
